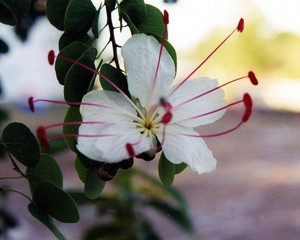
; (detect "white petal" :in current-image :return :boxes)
[168,78,226,127]
[80,90,137,123]
[121,34,175,108]
[158,124,216,174]
[77,123,151,163]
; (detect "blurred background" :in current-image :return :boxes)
[1,0,300,239]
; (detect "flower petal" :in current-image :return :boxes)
[77,123,151,163]
[80,90,137,123]
[168,78,226,127]
[121,34,175,108]
[157,124,216,174]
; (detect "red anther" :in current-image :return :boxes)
[28,97,34,112]
[160,98,172,111]
[248,71,258,86]
[161,111,172,124]
[237,18,244,32]
[48,50,55,65]
[37,126,49,150]
[126,143,135,157]
[242,93,252,122]
[163,10,169,25]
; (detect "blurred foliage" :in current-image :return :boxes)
[189,17,300,79]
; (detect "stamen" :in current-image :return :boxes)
[160,97,173,111]
[161,111,172,124]
[37,126,49,150]
[147,10,169,108]
[179,93,253,138]
[242,93,252,122]
[29,97,115,111]
[48,50,55,65]
[248,71,258,85]
[28,96,34,112]
[49,50,146,120]
[174,72,258,109]
[126,143,135,157]
[169,18,245,97]
[237,18,244,32]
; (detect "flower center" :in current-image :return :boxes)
[134,99,161,137]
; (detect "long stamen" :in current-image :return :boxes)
[180,93,252,138]
[29,97,114,112]
[48,51,146,120]
[147,10,169,108]
[174,97,245,124]
[169,18,245,97]
[174,71,258,109]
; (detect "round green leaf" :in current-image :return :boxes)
[64,0,96,34]
[84,169,105,199]
[28,203,67,240]
[33,181,79,223]
[100,63,130,96]
[63,106,81,152]
[2,122,41,167]
[91,7,101,38]
[26,153,63,193]
[75,157,88,183]
[119,0,146,26]
[64,53,96,103]
[55,41,92,84]
[175,162,187,174]
[158,153,175,186]
[46,0,70,30]
[58,32,91,51]
[0,0,30,26]
[136,4,166,38]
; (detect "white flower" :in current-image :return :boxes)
[76,33,227,174]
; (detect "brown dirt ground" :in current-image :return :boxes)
[1,107,300,240]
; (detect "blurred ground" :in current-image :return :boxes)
[1,107,300,240]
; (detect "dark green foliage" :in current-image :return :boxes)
[0,0,30,25]
[2,122,41,167]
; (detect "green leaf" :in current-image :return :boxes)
[175,162,187,174]
[91,7,101,38]
[26,153,63,193]
[158,153,175,186]
[133,168,186,204]
[64,0,96,34]
[46,0,70,30]
[84,169,105,199]
[144,199,194,233]
[64,53,96,103]
[0,0,30,26]
[63,106,81,152]
[33,181,79,223]
[55,41,94,85]
[2,122,40,167]
[59,32,91,51]
[136,4,166,38]
[152,34,177,72]
[28,203,67,240]
[100,63,130,96]
[120,11,139,34]
[119,0,146,26]
[75,157,88,183]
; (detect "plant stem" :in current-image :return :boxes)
[1,188,32,202]
[105,2,120,70]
